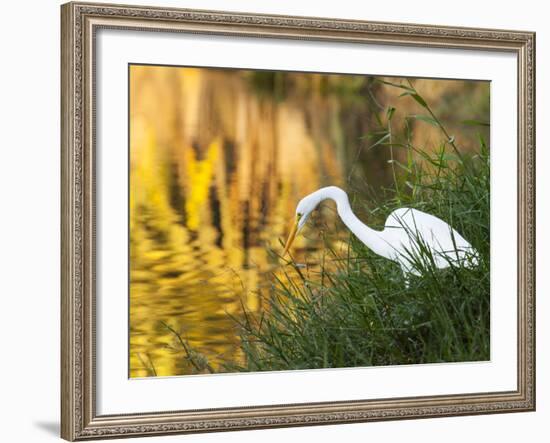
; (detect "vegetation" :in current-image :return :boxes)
[222,81,491,372]
[144,72,490,376]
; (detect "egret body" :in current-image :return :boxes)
[283,186,478,278]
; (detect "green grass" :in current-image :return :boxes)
[225,81,491,372]
[159,80,491,375]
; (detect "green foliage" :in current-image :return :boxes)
[228,82,491,372]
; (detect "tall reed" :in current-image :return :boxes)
[226,82,491,372]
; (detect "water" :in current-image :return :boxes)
[128,65,488,377]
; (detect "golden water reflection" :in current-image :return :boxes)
[129,65,489,377]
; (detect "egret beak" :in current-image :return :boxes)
[282,215,300,257]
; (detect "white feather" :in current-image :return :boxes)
[294,186,479,279]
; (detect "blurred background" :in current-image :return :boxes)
[129,64,489,377]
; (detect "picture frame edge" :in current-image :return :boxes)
[60,1,536,440]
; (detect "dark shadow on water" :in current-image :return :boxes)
[34,421,59,436]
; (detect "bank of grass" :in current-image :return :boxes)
[225,82,490,372]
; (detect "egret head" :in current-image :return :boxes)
[282,194,320,256]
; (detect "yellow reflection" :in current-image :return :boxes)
[129,65,489,377]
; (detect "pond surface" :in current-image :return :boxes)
[129,65,488,377]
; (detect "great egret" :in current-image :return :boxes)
[283,186,479,279]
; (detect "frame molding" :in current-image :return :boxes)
[61,2,535,440]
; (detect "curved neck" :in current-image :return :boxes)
[313,187,390,258]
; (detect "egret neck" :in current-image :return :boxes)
[307,187,391,259]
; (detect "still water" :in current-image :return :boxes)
[129,65,488,377]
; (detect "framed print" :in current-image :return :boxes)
[61,1,536,440]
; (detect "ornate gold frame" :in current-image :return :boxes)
[61,1,536,440]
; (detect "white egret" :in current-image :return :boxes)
[283,186,479,279]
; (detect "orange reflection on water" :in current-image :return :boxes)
[129,65,489,377]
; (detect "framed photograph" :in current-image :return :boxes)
[61,1,536,440]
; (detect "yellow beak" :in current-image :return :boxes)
[282,216,300,257]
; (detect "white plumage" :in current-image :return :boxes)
[283,186,478,280]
